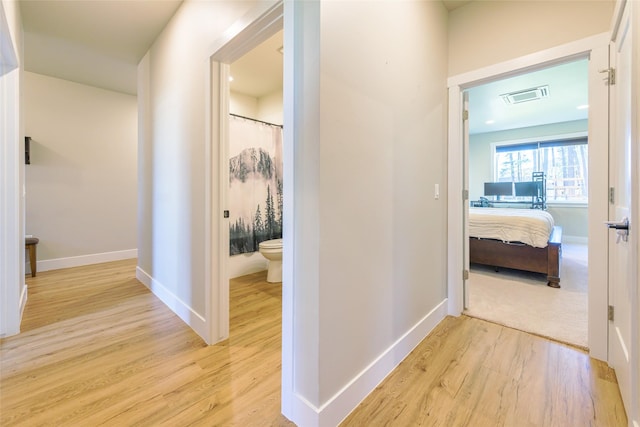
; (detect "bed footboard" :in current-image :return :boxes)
[546,226,562,288]
[469,226,562,288]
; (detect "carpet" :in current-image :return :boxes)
[464,243,588,349]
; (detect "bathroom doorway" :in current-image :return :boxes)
[206,1,283,344]
[227,32,284,280]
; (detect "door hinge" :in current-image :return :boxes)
[463,269,469,280]
[599,67,616,85]
[609,187,615,204]
[463,189,469,201]
[463,110,469,121]
[608,305,614,321]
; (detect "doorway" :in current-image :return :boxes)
[462,58,590,349]
[205,2,283,344]
[447,34,611,360]
[227,30,284,280]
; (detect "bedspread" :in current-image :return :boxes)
[469,207,555,248]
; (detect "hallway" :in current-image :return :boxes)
[0,260,627,426]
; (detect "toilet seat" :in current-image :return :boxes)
[259,239,282,250]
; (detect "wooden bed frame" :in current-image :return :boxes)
[469,226,563,288]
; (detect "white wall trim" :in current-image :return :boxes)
[136,266,208,340]
[32,249,137,273]
[0,1,22,338]
[208,1,283,64]
[448,32,610,88]
[281,0,299,421]
[585,43,610,362]
[19,283,28,317]
[447,33,611,361]
[447,86,464,316]
[289,299,448,427]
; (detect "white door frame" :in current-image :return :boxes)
[204,1,283,344]
[447,32,611,360]
[0,2,24,338]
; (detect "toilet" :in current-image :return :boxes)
[258,238,283,283]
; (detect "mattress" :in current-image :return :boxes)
[469,207,555,248]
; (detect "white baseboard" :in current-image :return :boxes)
[289,299,448,427]
[19,283,28,318]
[31,249,138,273]
[135,266,208,342]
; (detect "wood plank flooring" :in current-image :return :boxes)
[1,260,292,426]
[343,316,627,427]
[0,260,627,426]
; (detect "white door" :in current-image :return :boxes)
[607,1,637,424]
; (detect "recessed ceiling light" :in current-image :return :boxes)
[577,104,589,110]
[485,119,495,125]
[228,76,234,82]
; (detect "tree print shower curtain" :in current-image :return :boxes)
[228,115,283,255]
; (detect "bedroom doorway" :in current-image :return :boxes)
[462,59,590,349]
[447,34,611,360]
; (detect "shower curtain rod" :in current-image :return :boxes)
[229,113,283,128]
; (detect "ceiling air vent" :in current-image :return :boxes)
[501,85,550,105]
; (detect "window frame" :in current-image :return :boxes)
[490,131,589,206]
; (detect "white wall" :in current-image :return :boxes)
[23,72,137,272]
[229,91,258,118]
[141,0,448,423]
[137,0,260,340]
[448,0,615,76]
[257,90,283,124]
[0,0,25,337]
[228,89,283,279]
[285,1,449,423]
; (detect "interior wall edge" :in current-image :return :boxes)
[135,266,209,343]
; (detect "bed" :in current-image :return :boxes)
[469,207,562,288]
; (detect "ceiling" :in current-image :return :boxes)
[19,0,588,135]
[467,58,589,134]
[19,0,470,97]
[442,1,474,11]
[20,0,183,94]
[229,30,283,99]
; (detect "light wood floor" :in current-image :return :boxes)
[1,260,293,426]
[1,260,627,426]
[343,316,627,427]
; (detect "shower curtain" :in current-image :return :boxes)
[229,114,283,255]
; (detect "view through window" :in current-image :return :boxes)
[494,137,588,202]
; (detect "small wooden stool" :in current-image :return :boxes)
[25,237,39,277]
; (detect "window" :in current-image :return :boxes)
[494,137,588,202]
